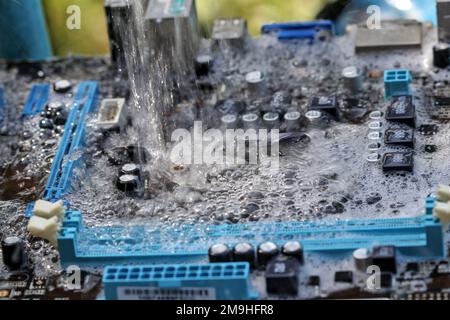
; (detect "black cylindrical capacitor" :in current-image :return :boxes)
[282,241,304,264]
[434,43,450,68]
[53,80,72,93]
[194,54,213,77]
[221,114,238,130]
[208,244,232,263]
[2,237,25,270]
[232,242,255,266]
[257,241,279,267]
[242,113,260,130]
[116,174,139,192]
[121,163,141,177]
[283,111,302,132]
[263,112,280,130]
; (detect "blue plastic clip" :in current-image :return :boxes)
[384,69,412,100]
[261,20,334,40]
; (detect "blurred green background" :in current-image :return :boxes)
[43,0,327,56]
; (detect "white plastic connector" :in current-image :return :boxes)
[436,185,450,202]
[33,200,65,219]
[27,216,60,246]
[97,98,127,131]
[433,201,450,230]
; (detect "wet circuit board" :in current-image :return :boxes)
[1,19,450,299]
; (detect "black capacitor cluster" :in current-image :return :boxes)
[208,241,304,296]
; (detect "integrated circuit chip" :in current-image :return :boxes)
[382,152,414,173]
[386,95,415,127]
[309,96,338,117]
[384,128,414,148]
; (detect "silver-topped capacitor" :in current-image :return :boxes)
[353,248,372,272]
[245,70,266,98]
[208,243,232,263]
[221,114,239,130]
[257,241,279,267]
[342,66,363,94]
[283,111,302,132]
[263,112,280,130]
[232,242,255,267]
[282,241,304,264]
[242,113,260,130]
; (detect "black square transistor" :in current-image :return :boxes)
[382,152,414,172]
[334,271,353,283]
[309,96,338,116]
[384,128,414,148]
[372,246,397,273]
[385,95,415,127]
[265,256,299,295]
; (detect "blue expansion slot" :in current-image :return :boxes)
[103,262,257,300]
[261,20,334,40]
[58,211,444,268]
[21,84,51,117]
[25,81,98,217]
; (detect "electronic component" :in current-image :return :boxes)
[309,96,338,117]
[265,256,299,295]
[261,20,333,41]
[245,71,266,98]
[97,98,127,132]
[384,128,414,148]
[372,246,397,273]
[418,124,438,136]
[355,20,422,52]
[242,113,260,130]
[194,54,213,77]
[380,273,393,288]
[382,152,414,173]
[208,244,232,263]
[283,111,302,132]
[221,114,238,130]
[427,88,450,119]
[342,66,363,93]
[334,271,353,283]
[212,18,247,48]
[116,175,140,194]
[433,43,450,68]
[53,80,72,94]
[103,263,257,300]
[1,237,26,270]
[385,95,415,127]
[384,70,412,100]
[232,243,255,267]
[437,0,450,43]
[353,248,372,272]
[257,242,279,267]
[281,241,304,264]
[262,112,280,130]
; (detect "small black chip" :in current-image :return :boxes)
[265,256,299,295]
[385,95,415,127]
[309,96,338,116]
[418,124,438,136]
[334,271,353,283]
[425,145,437,153]
[382,152,414,172]
[308,275,320,286]
[384,128,414,148]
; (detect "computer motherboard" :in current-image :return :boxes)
[1,0,450,301]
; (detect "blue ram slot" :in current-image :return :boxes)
[103,262,257,300]
[58,211,444,268]
[261,20,334,40]
[22,84,50,117]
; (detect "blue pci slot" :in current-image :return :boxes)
[103,263,257,300]
[22,84,51,117]
[25,81,98,217]
[58,211,444,268]
[261,20,334,40]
